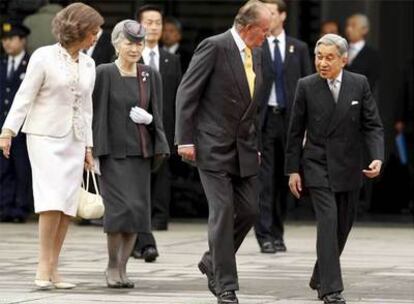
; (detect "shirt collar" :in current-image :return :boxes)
[327,69,343,85]
[143,44,160,57]
[164,43,179,54]
[230,26,247,52]
[267,30,286,45]
[349,40,365,52]
[9,50,25,65]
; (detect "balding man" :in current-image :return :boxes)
[175,1,271,303]
[345,13,380,91]
[286,34,384,303]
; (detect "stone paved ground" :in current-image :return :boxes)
[0,221,413,304]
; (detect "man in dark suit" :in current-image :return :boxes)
[345,13,380,215]
[176,2,271,303]
[345,14,380,91]
[85,29,114,66]
[254,0,312,254]
[285,34,384,304]
[0,22,33,222]
[132,5,182,263]
[162,16,192,73]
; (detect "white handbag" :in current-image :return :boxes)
[77,170,105,219]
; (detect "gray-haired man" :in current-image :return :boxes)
[285,34,384,304]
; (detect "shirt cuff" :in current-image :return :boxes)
[0,128,16,138]
[178,144,195,148]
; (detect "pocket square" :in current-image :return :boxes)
[351,101,359,105]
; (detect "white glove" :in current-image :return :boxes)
[129,106,153,125]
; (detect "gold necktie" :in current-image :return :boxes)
[244,47,255,98]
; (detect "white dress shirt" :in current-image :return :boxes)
[142,45,160,71]
[7,50,26,78]
[163,43,179,54]
[348,40,365,65]
[267,31,286,107]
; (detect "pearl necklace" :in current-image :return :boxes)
[115,60,136,76]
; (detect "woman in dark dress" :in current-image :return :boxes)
[92,20,169,288]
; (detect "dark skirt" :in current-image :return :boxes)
[99,156,151,233]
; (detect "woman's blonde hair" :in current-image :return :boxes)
[52,2,104,47]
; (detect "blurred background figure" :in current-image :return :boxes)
[320,20,339,36]
[23,0,62,53]
[254,0,312,254]
[162,16,192,72]
[345,13,380,91]
[84,28,115,67]
[0,21,33,223]
[345,13,381,214]
[132,4,182,263]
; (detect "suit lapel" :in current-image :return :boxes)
[262,39,274,72]
[327,71,353,135]
[159,49,169,77]
[283,37,293,70]
[224,31,251,104]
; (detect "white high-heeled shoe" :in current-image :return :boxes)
[34,279,54,290]
[53,282,76,289]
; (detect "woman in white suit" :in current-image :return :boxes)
[0,3,103,289]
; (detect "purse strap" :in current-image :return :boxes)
[84,170,100,195]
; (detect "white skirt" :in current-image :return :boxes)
[26,130,85,217]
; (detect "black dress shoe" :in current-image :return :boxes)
[142,246,159,262]
[309,279,322,300]
[217,290,238,304]
[274,240,287,252]
[198,261,216,296]
[322,292,346,304]
[260,241,276,254]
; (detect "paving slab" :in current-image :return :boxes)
[0,221,413,304]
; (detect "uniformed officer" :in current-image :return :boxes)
[0,22,33,222]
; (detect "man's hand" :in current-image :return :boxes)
[0,137,12,159]
[363,160,382,178]
[288,173,302,199]
[178,145,196,162]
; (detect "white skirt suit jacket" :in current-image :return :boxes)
[2,44,96,216]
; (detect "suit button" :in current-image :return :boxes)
[4,99,9,105]
[6,88,10,92]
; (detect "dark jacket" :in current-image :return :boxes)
[92,63,169,158]
[175,30,263,177]
[345,44,380,91]
[285,70,384,191]
[0,52,30,142]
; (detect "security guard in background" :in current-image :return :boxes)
[0,22,33,222]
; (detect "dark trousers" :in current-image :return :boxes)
[0,138,33,219]
[151,160,171,225]
[255,110,288,244]
[198,169,258,294]
[134,160,171,252]
[309,187,358,297]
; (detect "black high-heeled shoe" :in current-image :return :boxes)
[104,270,122,288]
[121,279,135,288]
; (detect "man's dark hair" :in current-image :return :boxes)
[258,0,287,13]
[136,4,164,22]
[164,16,182,33]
